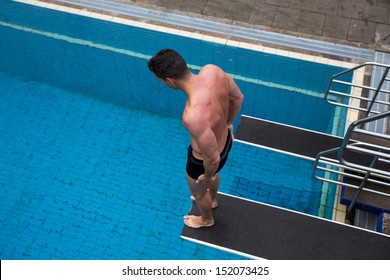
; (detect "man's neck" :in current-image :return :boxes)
[178,73,197,96]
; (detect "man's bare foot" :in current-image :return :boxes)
[184,215,215,228]
[190,195,218,209]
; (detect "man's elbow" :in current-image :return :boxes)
[205,156,220,166]
[238,92,244,104]
[234,92,244,108]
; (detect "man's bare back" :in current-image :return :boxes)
[182,64,230,160]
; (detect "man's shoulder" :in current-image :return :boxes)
[182,107,208,132]
[201,64,224,73]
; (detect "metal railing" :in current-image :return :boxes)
[337,111,390,176]
[314,62,390,211]
[324,62,390,117]
[314,111,390,211]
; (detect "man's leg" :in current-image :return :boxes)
[184,173,215,228]
[190,173,220,208]
[208,173,220,208]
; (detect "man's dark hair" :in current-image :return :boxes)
[147,49,189,80]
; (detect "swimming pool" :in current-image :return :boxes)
[0,0,353,259]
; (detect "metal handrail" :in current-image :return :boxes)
[315,62,390,212]
[313,112,390,210]
[324,62,390,117]
[330,80,390,94]
[337,111,390,177]
[314,148,390,185]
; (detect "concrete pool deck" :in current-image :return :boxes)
[35,0,389,62]
[114,0,390,53]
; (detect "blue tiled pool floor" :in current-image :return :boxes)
[0,0,350,260]
[0,73,247,259]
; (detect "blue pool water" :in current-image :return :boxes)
[0,1,351,259]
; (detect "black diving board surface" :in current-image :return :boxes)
[235,115,389,170]
[181,193,390,260]
[235,116,343,160]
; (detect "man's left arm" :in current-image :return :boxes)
[185,116,220,185]
[192,128,220,184]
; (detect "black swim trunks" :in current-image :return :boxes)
[186,130,233,180]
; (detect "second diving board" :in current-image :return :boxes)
[235,115,343,161]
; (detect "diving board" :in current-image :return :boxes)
[235,115,343,161]
[235,115,389,170]
[181,193,390,259]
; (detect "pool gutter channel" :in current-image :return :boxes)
[52,0,377,62]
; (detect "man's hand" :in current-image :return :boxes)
[196,174,216,186]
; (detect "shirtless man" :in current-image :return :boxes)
[148,49,244,228]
